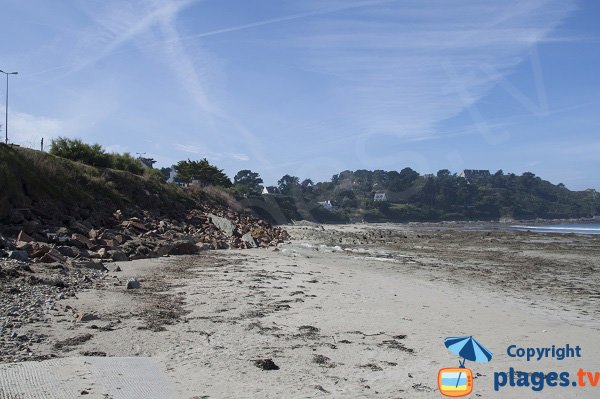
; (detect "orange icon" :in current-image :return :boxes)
[438,367,473,397]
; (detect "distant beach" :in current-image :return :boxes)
[511,223,600,235]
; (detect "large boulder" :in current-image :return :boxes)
[107,250,128,262]
[71,233,94,250]
[56,246,77,258]
[168,240,199,255]
[39,248,66,263]
[7,250,29,262]
[209,214,235,237]
[30,243,52,259]
[241,232,257,248]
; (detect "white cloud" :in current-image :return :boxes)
[298,0,576,139]
[229,153,250,161]
[8,110,65,147]
[60,0,198,78]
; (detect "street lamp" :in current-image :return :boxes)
[0,69,18,145]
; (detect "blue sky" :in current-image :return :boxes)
[1,0,599,189]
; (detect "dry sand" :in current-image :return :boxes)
[2,224,599,398]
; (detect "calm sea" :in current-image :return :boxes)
[511,223,600,235]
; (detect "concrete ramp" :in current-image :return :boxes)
[0,357,177,399]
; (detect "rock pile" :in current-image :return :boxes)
[0,204,289,266]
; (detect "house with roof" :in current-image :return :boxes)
[317,200,334,211]
[137,157,157,169]
[373,192,387,202]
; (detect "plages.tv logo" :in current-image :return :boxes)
[438,336,493,397]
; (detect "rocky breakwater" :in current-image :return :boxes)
[0,206,289,268]
[0,206,288,361]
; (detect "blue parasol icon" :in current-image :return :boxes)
[444,336,493,388]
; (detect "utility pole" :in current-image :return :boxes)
[0,69,18,145]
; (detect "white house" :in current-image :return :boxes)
[318,200,334,211]
[373,192,387,202]
[459,169,490,183]
[166,168,177,183]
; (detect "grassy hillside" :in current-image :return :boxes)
[0,145,195,226]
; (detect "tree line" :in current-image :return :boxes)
[49,138,600,223]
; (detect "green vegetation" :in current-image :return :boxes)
[173,159,232,187]
[233,169,263,196]
[4,137,598,225]
[49,137,145,175]
[232,168,600,223]
[0,145,222,224]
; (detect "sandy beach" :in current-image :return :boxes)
[1,224,599,398]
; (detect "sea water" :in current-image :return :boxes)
[511,223,600,235]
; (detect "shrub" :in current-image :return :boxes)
[50,137,144,175]
[109,153,144,175]
[144,168,166,181]
[49,137,110,167]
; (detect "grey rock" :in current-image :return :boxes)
[77,312,100,322]
[168,240,199,255]
[39,248,66,264]
[106,264,122,272]
[209,214,235,237]
[71,233,94,250]
[241,232,258,248]
[107,250,128,262]
[56,227,71,236]
[7,250,29,262]
[56,246,77,258]
[155,244,174,257]
[196,242,213,251]
[72,259,107,271]
[126,278,141,289]
[97,248,108,258]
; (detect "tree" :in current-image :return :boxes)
[174,158,232,187]
[278,175,300,194]
[301,178,314,189]
[160,167,172,180]
[436,169,451,178]
[233,169,263,195]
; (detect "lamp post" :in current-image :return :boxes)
[0,69,18,145]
